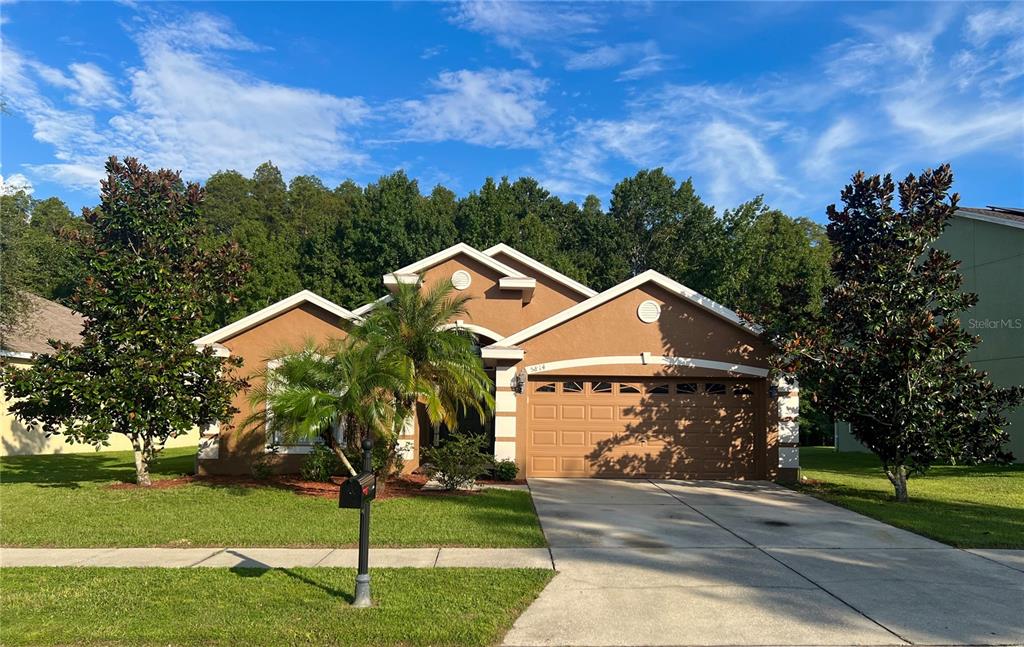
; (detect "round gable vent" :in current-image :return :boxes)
[451,270,472,290]
[637,300,661,323]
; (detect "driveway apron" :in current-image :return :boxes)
[504,478,1024,646]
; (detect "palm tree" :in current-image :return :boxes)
[354,279,495,480]
[247,279,494,487]
[246,337,411,477]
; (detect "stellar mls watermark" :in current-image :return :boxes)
[967,318,1023,329]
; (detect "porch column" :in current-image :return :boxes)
[493,365,518,462]
[776,375,800,478]
[398,414,416,461]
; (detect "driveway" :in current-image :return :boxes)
[504,479,1024,646]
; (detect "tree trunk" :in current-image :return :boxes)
[131,437,152,487]
[328,440,358,477]
[884,465,909,502]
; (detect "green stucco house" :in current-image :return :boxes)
[835,206,1024,461]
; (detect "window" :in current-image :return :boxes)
[265,357,334,453]
[647,383,670,395]
[535,383,556,393]
[618,384,641,394]
[563,381,584,393]
[676,383,698,394]
[591,381,613,394]
[703,383,726,395]
[733,385,753,396]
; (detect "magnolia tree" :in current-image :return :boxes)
[0,157,248,485]
[781,165,1022,501]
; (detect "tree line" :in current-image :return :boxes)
[2,162,831,331]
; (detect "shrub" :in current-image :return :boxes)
[251,454,274,480]
[492,459,519,481]
[420,431,494,490]
[344,439,405,479]
[300,445,340,482]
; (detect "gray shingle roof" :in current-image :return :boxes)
[1,293,85,356]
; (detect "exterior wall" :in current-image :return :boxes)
[835,217,1024,461]
[418,253,586,338]
[198,303,352,475]
[498,283,784,480]
[1,358,200,457]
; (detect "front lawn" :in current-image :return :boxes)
[1,567,554,646]
[798,446,1024,548]
[0,448,546,548]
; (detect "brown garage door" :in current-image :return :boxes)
[527,377,760,479]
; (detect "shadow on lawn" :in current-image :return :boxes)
[797,478,1024,548]
[0,449,196,485]
[229,563,355,603]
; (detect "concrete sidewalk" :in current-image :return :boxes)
[0,547,554,569]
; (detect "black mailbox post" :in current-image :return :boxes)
[346,437,374,607]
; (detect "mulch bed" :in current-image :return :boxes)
[107,472,526,500]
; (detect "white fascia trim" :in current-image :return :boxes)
[192,342,231,357]
[483,244,598,298]
[955,209,1024,230]
[492,270,761,348]
[498,277,537,290]
[352,295,393,317]
[382,273,421,292]
[481,347,525,361]
[193,290,359,345]
[0,350,34,360]
[524,354,769,377]
[387,243,529,281]
[442,321,505,342]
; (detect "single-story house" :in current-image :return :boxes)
[835,206,1024,461]
[194,243,800,481]
[0,293,201,456]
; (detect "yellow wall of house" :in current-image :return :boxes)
[1,368,200,457]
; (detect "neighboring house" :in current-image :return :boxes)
[194,243,799,481]
[0,294,201,456]
[835,206,1024,461]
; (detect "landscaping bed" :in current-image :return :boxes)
[0,448,546,548]
[797,446,1024,548]
[1,566,554,646]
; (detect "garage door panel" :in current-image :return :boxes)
[531,430,557,446]
[561,405,586,420]
[532,404,557,420]
[528,378,760,479]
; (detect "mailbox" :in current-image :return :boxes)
[339,472,377,509]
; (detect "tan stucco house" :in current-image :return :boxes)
[193,243,800,481]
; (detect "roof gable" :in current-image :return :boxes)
[490,270,761,350]
[193,290,358,346]
[482,244,597,298]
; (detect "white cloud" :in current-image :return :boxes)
[1,12,370,191]
[449,0,598,66]
[0,173,34,196]
[399,69,549,148]
[542,4,1023,214]
[802,118,859,176]
[35,61,123,109]
[566,40,671,80]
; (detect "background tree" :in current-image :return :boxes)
[0,191,35,341]
[0,157,249,485]
[781,165,1022,501]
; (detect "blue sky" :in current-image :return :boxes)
[2,1,1022,220]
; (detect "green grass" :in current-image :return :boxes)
[0,567,554,646]
[0,448,546,548]
[797,446,1024,548]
